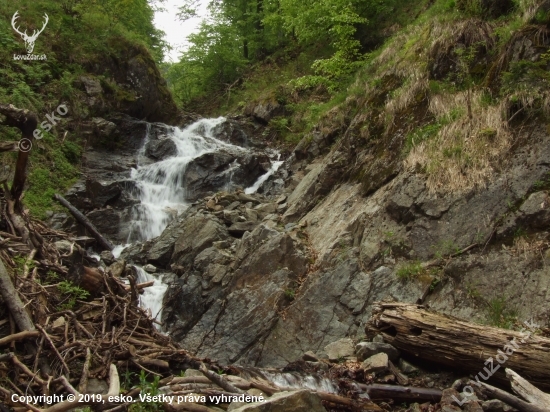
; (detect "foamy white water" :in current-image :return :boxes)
[126,117,248,242]
[245,156,283,194]
[134,266,168,322]
[113,118,283,328]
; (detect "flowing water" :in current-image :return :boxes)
[116,118,281,325]
[126,117,245,243]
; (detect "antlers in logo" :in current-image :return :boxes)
[11,11,49,54]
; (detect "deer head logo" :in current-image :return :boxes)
[11,11,49,54]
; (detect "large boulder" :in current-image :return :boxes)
[182,151,269,200]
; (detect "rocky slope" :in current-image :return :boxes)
[57,0,550,391]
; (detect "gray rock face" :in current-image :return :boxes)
[231,390,326,412]
[145,138,177,160]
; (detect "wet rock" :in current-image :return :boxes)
[212,120,251,147]
[143,264,157,273]
[100,251,115,266]
[324,338,355,361]
[231,390,325,412]
[355,342,400,362]
[183,152,268,201]
[86,180,122,208]
[145,138,177,160]
[361,353,388,373]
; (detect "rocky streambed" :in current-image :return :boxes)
[51,111,550,411]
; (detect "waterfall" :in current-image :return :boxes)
[134,266,168,323]
[245,155,283,194]
[126,117,239,242]
[111,118,283,328]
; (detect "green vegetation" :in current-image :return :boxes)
[57,280,90,310]
[129,371,161,412]
[486,296,518,329]
[284,288,296,301]
[396,261,423,281]
[0,0,164,217]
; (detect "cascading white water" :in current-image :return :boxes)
[134,266,167,323]
[127,117,245,242]
[245,155,283,194]
[118,117,282,327]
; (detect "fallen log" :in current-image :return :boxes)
[54,194,114,251]
[506,369,550,411]
[358,383,442,403]
[476,381,547,412]
[368,303,550,391]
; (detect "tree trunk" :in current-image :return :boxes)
[54,194,114,251]
[368,303,550,391]
[0,103,38,203]
[0,258,35,333]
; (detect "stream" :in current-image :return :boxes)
[111,118,282,324]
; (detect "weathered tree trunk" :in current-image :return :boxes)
[0,103,38,202]
[368,303,550,391]
[54,194,114,251]
[0,258,35,333]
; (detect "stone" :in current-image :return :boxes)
[464,401,484,412]
[100,250,115,265]
[80,76,103,95]
[324,338,355,361]
[228,221,258,237]
[481,399,513,411]
[108,259,126,277]
[398,358,418,374]
[372,334,384,343]
[254,203,278,214]
[183,369,203,377]
[302,351,319,362]
[52,316,65,330]
[54,240,73,255]
[355,342,400,362]
[361,352,388,373]
[406,404,422,412]
[143,264,157,273]
[226,201,242,211]
[230,390,326,412]
[145,138,177,160]
[86,378,109,395]
[92,117,117,138]
[441,388,464,407]
[276,194,287,204]
[284,223,297,231]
